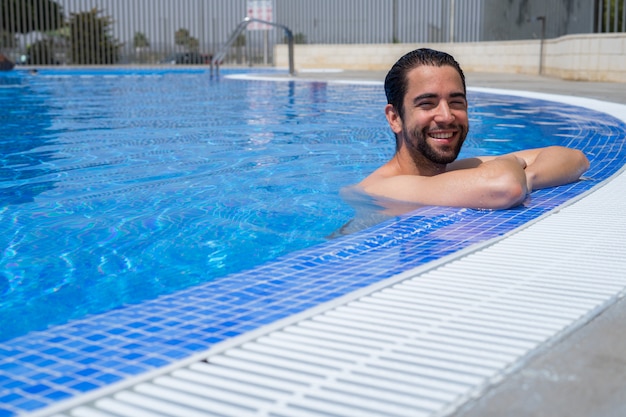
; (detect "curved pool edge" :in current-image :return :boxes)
[7,81,626,417]
[26,162,626,417]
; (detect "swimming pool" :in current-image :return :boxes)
[1,68,626,416]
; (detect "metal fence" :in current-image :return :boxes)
[597,0,626,32]
[0,0,623,67]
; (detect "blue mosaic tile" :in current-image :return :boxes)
[12,400,47,412]
[43,390,73,401]
[69,381,100,393]
[94,374,123,385]
[50,376,74,385]
[22,384,50,395]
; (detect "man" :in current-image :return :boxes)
[358,48,589,210]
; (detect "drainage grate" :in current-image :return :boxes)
[37,172,626,417]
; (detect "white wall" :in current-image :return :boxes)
[275,33,626,83]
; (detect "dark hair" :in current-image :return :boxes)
[384,48,466,121]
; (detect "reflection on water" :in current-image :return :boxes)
[0,70,387,341]
[0,273,8,295]
[329,185,424,237]
[0,70,60,205]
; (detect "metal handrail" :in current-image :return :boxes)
[211,17,295,76]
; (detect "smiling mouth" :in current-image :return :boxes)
[428,131,455,139]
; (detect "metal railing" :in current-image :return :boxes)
[212,17,294,76]
[0,0,623,67]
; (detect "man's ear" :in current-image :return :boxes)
[385,104,403,134]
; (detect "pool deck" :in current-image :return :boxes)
[294,69,626,417]
[294,69,626,105]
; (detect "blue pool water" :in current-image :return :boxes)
[0,68,623,340]
[1,68,626,416]
[0,67,593,341]
[1,68,382,340]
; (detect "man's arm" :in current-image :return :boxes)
[449,146,590,192]
[360,156,529,209]
[512,146,589,192]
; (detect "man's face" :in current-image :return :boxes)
[395,65,469,166]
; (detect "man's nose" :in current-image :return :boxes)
[434,102,455,123]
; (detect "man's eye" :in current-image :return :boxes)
[418,102,435,108]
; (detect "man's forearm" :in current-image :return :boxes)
[524,147,589,191]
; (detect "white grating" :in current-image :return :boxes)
[34,170,626,417]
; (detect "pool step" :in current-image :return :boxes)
[36,170,626,417]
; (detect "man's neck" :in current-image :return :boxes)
[394,151,447,177]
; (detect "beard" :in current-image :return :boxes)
[403,124,468,166]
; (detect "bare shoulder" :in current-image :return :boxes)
[358,160,402,188]
[357,160,433,205]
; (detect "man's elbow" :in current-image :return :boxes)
[576,150,590,175]
[559,149,590,185]
[560,147,589,178]
[484,173,528,210]
[492,182,527,209]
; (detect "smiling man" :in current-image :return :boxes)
[358,48,590,210]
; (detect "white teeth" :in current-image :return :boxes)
[430,132,454,139]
